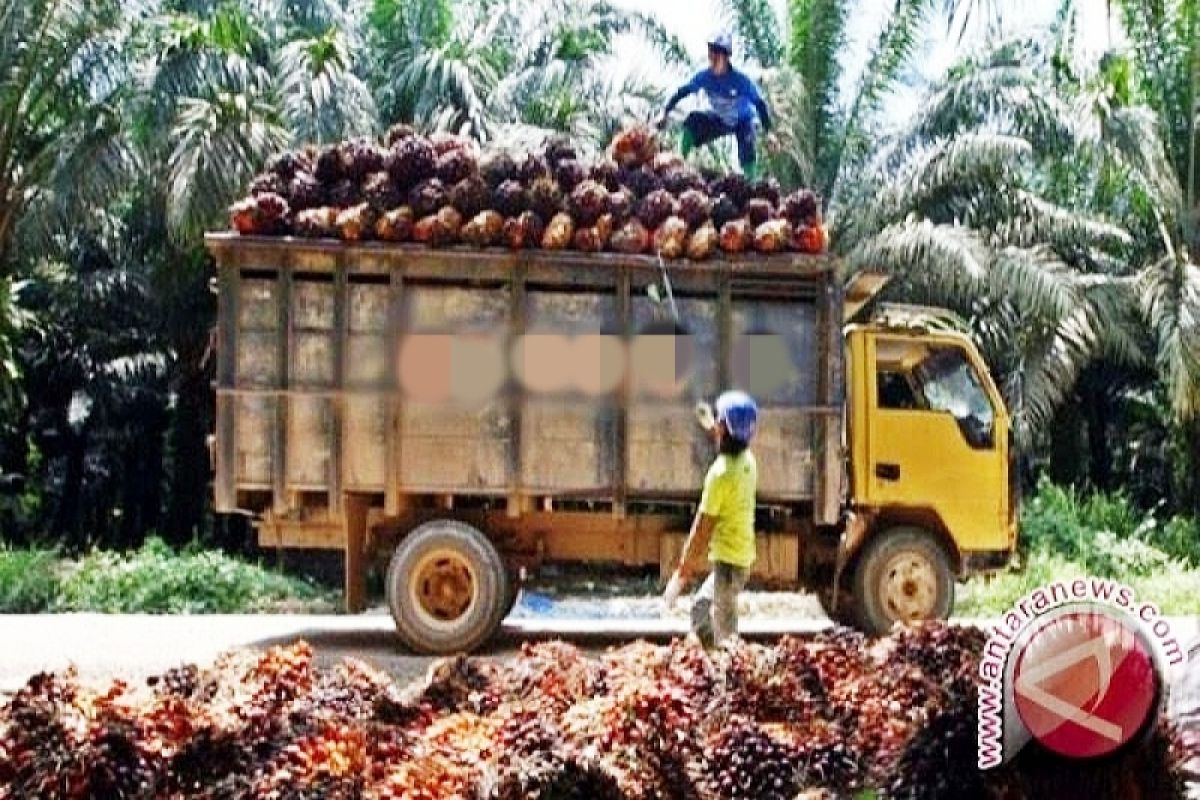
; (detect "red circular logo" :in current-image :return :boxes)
[1012,610,1159,759]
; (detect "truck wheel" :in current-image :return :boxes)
[385,520,508,655]
[851,526,954,636]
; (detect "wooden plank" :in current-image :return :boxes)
[343,493,370,612]
[385,271,403,515]
[215,260,238,512]
[272,267,292,515]
[814,277,845,526]
[330,261,348,514]
[507,261,526,516]
[613,267,630,518]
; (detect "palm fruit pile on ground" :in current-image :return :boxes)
[1,623,1191,799]
[229,125,830,259]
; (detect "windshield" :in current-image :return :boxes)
[913,347,995,448]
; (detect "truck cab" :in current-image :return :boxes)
[833,312,1016,632]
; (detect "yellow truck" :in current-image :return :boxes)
[206,234,1017,653]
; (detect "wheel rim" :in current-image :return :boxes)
[878,550,938,622]
[408,548,479,630]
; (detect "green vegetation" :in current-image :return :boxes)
[0,538,332,614]
[959,480,1200,616]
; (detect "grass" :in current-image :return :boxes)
[958,479,1200,616]
[0,537,334,614]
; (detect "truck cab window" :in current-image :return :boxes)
[913,347,995,449]
[877,371,918,409]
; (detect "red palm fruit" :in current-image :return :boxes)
[746,198,774,227]
[611,219,651,254]
[541,213,575,250]
[636,189,678,230]
[686,222,718,260]
[461,211,505,247]
[374,207,415,242]
[678,189,713,229]
[337,204,378,241]
[719,219,752,253]
[295,207,340,239]
[653,216,689,258]
[753,219,790,253]
[568,180,610,226]
[229,198,259,235]
[793,223,829,254]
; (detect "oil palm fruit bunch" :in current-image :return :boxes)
[651,151,685,175]
[686,222,718,260]
[528,177,564,220]
[249,172,288,197]
[709,173,751,208]
[609,124,657,169]
[750,177,782,207]
[653,217,688,259]
[387,136,436,188]
[340,138,385,181]
[229,193,290,235]
[412,206,462,247]
[568,180,610,226]
[337,204,377,241]
[793,224,829,255]
[611,219,651,254]
[363,172,402,214]
[619,166,667,199]
[408,178,449,219]
[589,159,621,191]
[314,145,343,183]
[782,189,821,227]
[480,151,517,189]
[678,189,712,229]
[518,153,550,184]
[375,207,415,242]
[663,166,705,197]
[608,188,635,223]
[504,211,545,249]
[461,211,505,247]
[753,219,790,253]
[573,213,613,252]
[543,136,577,167]
[266,150,308,181]
[289,172,325,211]
[450,176,489,218]
[430,131,474,157]
[383,123,417,147]
[493,180,528,217]
[295,207,339,238]
[637,189,678,230]
[711,194,740,228]
[329,178,361,208]
[554,158,587,191]
[542,213,575,250]
[720,219,752,253]
[435,148,478,185]
[746,198,774,227]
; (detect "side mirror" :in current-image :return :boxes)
[694,401,716,431]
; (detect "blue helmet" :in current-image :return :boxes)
[715,390,757,442]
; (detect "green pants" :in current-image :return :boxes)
[690,561,749,648]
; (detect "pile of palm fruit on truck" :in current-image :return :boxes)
[229,124,828,257]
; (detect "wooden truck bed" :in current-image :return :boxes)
[206,235,845,560]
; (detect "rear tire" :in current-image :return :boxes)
[850,526,954,636]
[385,520,507,655]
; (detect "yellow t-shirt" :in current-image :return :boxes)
[698,450,757,568]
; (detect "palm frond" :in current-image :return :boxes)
[719,0,784,67]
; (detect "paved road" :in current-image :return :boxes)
[1,608,1196,693]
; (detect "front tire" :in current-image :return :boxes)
[850,526,954,636]
[385,520,508,654]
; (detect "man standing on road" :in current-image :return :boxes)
[664,391,759,648]
[657,31,775,178]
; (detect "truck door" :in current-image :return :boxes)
[857,333,1010,553]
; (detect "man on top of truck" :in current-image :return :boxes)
[664,390,759,648]
[657,30,774,178]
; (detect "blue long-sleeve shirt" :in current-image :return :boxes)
[665,67,771,131]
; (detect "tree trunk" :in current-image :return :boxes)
[1084,390,1113,492]
[165,344,210,546]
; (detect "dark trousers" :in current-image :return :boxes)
[682,111,757,170]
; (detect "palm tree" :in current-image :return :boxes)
[0,0,134,275]
[367,0,688,146]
